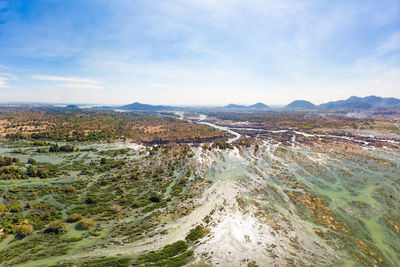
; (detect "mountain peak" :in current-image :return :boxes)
[248,103,269,109]
[285,100,316,109]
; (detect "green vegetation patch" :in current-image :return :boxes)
[134,240,193,266]
[186,225,209,242]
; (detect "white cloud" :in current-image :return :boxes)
[31,75,99,84]
[60,83,104,90]
[147,82,170,88]
[31,74,103,91]
[377,31,400,55]
[0,77,8,88]
[349,31,400,77]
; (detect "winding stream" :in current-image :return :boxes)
[198,120,241,143]
[176,112,242,143]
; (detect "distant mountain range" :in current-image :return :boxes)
[224,96,400,111]
[119,102,173,111]
[223,103,270,109]
[284,96,400,111]
[223,104,246,109]
[94,95,400,112]
[118,102,271,111]
[318,96,400,110]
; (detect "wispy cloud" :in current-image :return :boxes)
[31,75,99,84]
[377,31,400,55]
[350,31,400,76]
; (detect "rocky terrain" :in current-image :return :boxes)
[0,108,399,266]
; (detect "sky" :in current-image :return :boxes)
[0,0,399,106]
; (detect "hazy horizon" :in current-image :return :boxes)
[1,94,397,108]
[1,0,399,105]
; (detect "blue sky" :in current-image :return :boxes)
[0,0,399,105]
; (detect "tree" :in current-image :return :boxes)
[77,218,96,230]
[17,225,34,238]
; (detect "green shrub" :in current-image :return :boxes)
[110,204,122,213]
[78,257,131,267]
[7,201,24,212]
[67,214,82,223]
[27,158,37,164]
[149,196,161,203]
[179,177,188,184]
[0,167,28,180]
[49,144,75,153]
[0,156,19,167]
[76,218,96,230]
[45,220,66,234]
[212,141,233,150]
[64,185,76,193]
[85,194,101,204]
[137,240,189,263]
